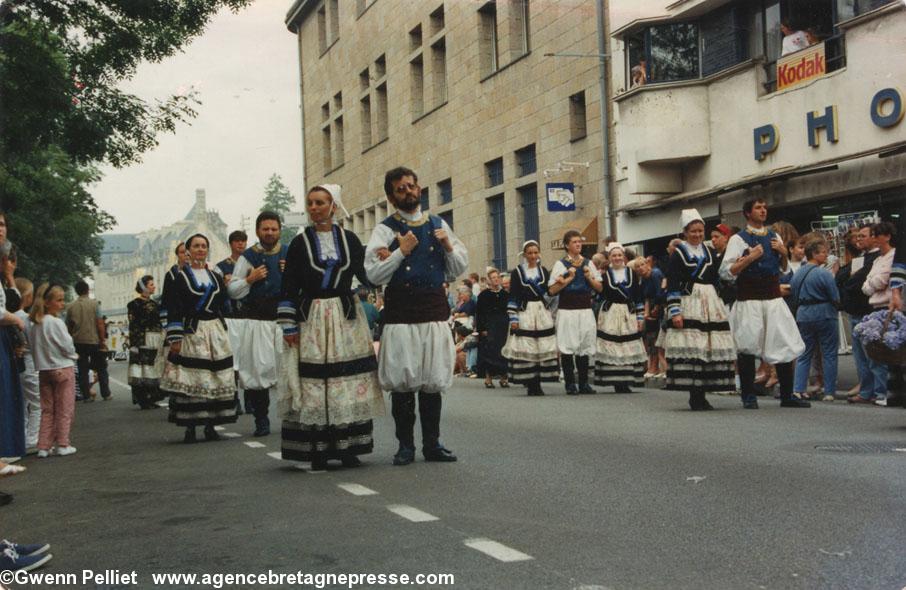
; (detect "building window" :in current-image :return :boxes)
[360,95,372,150]
[569,91,587,141]
[375,53,386,77]
[488,195,507,270]
[507,0,530,61]
[333,115,344,166]
[431,37,447,106]
[648,23,699,82]
[356,0,377,17]
[699,5,750,77]
[376,82,388,141]
[439,210,453,230]
[439,178,452,204]
[359,67,370,92]
[485,157,504,187]
[317,5,327,53]
[430,5,445,35]
[478,2,498,78]
[329,0,340,42]
[410,54,424,118]
[410,23,423,52]
[318,0,341,55]
[321,125,332,171]
[515,144,536,177]
[420,187,430,211]
[519,184,539,243]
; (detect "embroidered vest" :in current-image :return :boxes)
[242,244,288,302]
[737,230,781,279]
[561,257,592,293]
[382,213,447,289]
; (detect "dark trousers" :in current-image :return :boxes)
[738,353,793,402]
[244,389,270,427]
[75,343,110,399]
[391,391,442,451]
[561,354,590,387]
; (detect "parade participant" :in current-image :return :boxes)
[0,229,26,461]
[278,185,384,471]
[594,242,647,393]
[226,212,288,437]
[475,268,510,388]
[365,166,468,466]
[127,275,166,409]
[27,284,78,457]
[215,230,248,283]
[161,234,237,443]
[719,198,808,409]
[548,230,602,395]
[663,210,736,410]
[501,240,558,396]
[159,242,189,328]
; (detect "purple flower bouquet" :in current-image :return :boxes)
[854,310,906,365]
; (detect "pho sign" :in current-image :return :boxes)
[777,42,826,91]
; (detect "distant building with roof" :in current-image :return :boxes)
[92,189,230,321]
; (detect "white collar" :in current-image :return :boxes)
[746,225,768,235]
[397,208,423,222]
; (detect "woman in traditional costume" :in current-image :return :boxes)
[160,234,237,443]
[278,185,384,472]
[662,209,736,410]
[502,241,559,396]
[127,275,166,409]
[594,242,647,393]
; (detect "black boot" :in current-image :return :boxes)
[248,389,271,435]
[419,391,457,462]
[527,377,544,396]
[576,355,596,394]
[777,361,810,408]
[562,354,578,395]
[183,426,197,444]
[391,392,416,465]
[203,423,220,441]
[689,388,712,411]
[737,354,759,409]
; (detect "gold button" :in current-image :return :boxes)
[429,246,434,251]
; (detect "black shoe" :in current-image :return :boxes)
[780,398,811,408]
[393,446,415,466]
[310,457,328,472]
[565,384,579,395]
[423,444,457,462]
[700,398,714,410]
[253,426,270,437]
[579,384,597,394]
[742,399,759,409]
[0,491,13,506]
[203,425,221,441]
[183,428,198,444]
[615,385,632,394]
[341,455,362,468]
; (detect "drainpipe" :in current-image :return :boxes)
[595,0,616,240]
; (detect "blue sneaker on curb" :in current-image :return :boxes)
[0,540,50,557]
[0,547,52,572]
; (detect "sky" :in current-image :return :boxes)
[90,0,304,236]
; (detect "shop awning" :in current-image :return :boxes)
[617,139,906,214]
[550,216,598,250]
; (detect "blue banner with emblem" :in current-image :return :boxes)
[546,183,575,212]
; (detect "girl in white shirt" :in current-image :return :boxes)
[27,284,78,458]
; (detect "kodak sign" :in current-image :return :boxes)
[777,43,826,91]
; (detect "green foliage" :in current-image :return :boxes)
[0,0,251,283]
[260,174,297,246]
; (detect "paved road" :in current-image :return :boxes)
[4,360,905,590]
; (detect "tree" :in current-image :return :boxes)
[0,0,251,283]
[260,174,298,246]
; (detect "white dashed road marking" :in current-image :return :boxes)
[337,483,378,496]
[386,505,439,523]
[266,452,283,460]
[214,426,226,432]
[221,432,241,438]
[464,538,533,562]
[244,441,266,448]
[109,377,130,389]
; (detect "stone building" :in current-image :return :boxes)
[93,189,230,321]
[285,0,905,267]
[609,0,905,251]
[285,0,611,270]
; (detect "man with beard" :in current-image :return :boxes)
[719,198,808,410]
[365,166,468,466]
[226,212,287,436]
